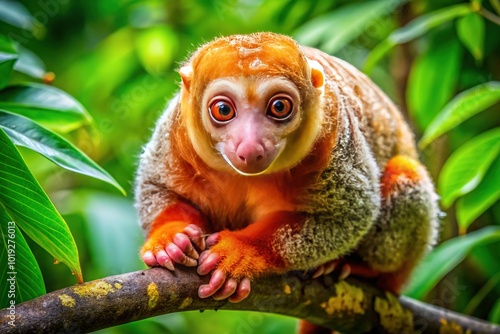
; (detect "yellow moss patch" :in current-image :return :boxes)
[374,293,413,334]
[179,297,193,309]
[320,280,366,315]
[59,294,76,308]
[114,283,123,290]
[147,282,159,309]
[73,281,116,299]
[439,318,471,334]
[283,283,291,295]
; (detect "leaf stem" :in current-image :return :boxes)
[479,7,500,25]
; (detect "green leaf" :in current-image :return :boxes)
[14,45,46,79]
[0,206,45,308]
[294,0,408,54]
[364,4,471,73]
[0,1,34,30]
[0,111,125,195]
[406,37,461,130]
[0,128,82,283]
[0,83,91,133]
[456,156,500,233]
[134,25,178,75]
[490,298,500,324]
[420,81,500,148]
[457,13,485,63]
[404,226,500,299]
[0,52,18,90]
[0,35,17,54]
[439,128,500,208]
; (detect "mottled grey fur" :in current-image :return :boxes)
[272,108,381,269]
[134,94,180,234]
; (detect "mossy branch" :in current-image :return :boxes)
[0,267,499,334]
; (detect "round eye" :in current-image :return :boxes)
[209,98,236,123]
[267,96,293,120]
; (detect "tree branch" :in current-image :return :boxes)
[1,267,499,334]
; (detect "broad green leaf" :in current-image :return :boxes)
[456,156,500,233]
[14,45,46,79]
[439,128,500,208]
[0,36,46,79]
[490,298,500,324]
[404,226,500,299]
[0,35,17,54]
[135,25,178,75]
[0,128,82,283]
[420,82,500,148]
[457,13,485,63]
[294,0,408,54]
[0,83,91,133]
[0,1,33,30]
[364,4,471,73]
[406,37,461,130]
[0,206,45,308]
[0,52,18,89]
[0,111,125,194]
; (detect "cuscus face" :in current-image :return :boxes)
[179,32,325,176]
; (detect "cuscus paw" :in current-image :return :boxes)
[312,259,378,280]
[141,222,206,271]
[196,232,257,303]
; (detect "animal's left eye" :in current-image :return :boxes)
[267,96,293,120]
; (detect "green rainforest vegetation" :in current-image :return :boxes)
[0,0,499,332]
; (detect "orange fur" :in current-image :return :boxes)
[381,155,421,198]
[136,33,438,312]
[141,202,207,254]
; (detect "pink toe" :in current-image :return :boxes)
[197,252,220,275]
[142,251,159,267]
[229,278,251,303]
[206,233,220,248]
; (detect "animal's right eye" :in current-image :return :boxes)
[208,98,236,123]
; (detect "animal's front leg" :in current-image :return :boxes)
[196,211,303,302]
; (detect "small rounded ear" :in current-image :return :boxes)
[307,58,324,89]
[179,65,193,91]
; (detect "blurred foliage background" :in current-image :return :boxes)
[0,0,499,333]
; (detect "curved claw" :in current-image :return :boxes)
[141,223,206,270]
[154,250,175,271]
[312,260,339,279]
[339,263,351,280]
[184,224,206,251]
[166,243,197,267]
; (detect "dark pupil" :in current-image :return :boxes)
[218,103,231,116]
[273,100,285,113]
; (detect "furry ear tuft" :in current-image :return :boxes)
[307,58,324,89]
[179,65,193,91]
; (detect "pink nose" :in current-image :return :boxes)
[235,141,265,165]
